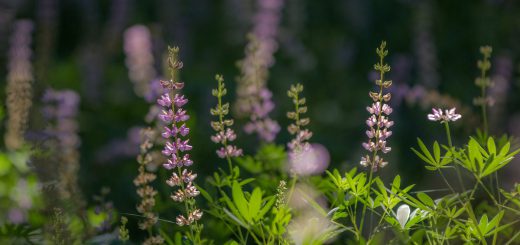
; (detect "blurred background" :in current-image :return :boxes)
[1,0,520,232]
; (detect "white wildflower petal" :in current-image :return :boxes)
[396,204,410,229]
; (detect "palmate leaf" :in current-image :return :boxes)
[0,224,42,245]
[416,192,435,208]
[248,188,262,221]
[232,181,252,223]
[412,138,453,170]
[412,138,435,165]
[462,137,520,178]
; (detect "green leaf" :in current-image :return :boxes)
[487,137,496,155]
[249,188,262,220]
[417,192,435,208]
[478,214,489,234]
[223,208,248,228]
[392,175,401,191]
[498,142,510,157]
[197,185,213,203]
[417,138,435,163]
[239,178,255,186]
[258,197,275,218]
[433,141,441,163]
[486,210,504,234]
[231,182,252,223]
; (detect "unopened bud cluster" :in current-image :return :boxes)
[286,83,312,154]
[473,46,494,107]
[133,128,160,231]
[210,75,243,159]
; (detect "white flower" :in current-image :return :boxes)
[427,107,461,123]
[396,204,410,229]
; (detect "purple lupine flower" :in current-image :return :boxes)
[234,0,285,143]
[158,46,201,228]
[124,25,157,98]
[413,0,439,89]
[360,42,393,171]
[216,145,244,158]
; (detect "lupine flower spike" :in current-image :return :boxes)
[157,47,202,241]
[473,46,493,135]
[133,128,163,244]
[234,0,285,142]
[286,83,315,175]
[42,89,85,213]
[5,20,34,151]
[210,75,243,173]
[360,41,394,171]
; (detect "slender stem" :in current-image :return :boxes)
[438,169,456,195]
[494,172,501,204]
[359,46,386,239]
[444,122,453,149]
[287,175,298,204]
[476,177,499,206]
[440,218,452,245]
[481,82,488,136]
[217,79,235,175]
[359,168,374,237]
[444,122,466,192]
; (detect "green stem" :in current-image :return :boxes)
[444,122,466,192]
[287,175,298,205]
[481,85,488,136]
[444,122,453,149]
[440,218,452,245]
[358,168,374,237]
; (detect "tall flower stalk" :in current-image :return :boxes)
[133,127,163,244]
[286,83,314,176]
[473,46,493,136]
[360,41,393,172]
[124,25,157,98]
[4,20,34,150]
[158,47,202,243]
[359,41,394,236]
[234,0,285,143]
[41,89,84,213]
[210,74,243,174]
[427,107,465,192]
